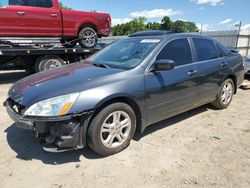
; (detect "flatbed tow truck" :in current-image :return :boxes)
[0,38,106,73]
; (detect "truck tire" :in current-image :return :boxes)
[88,103,136,156]
[35,55,66,72]
[78,27,98,48]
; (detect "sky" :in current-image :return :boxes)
[59,0,250,31]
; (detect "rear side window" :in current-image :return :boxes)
[8,0,53,7]
[216,44,225,57]
[9,0,29,6]
[193,38,218,61]
[157,38,192,66]
[29,0,53,8]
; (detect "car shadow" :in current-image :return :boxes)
[0,71,30,85]
[5,105,211,164]
[134,104,209,141]
[4,124,103,165]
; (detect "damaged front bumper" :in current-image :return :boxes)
[4,99,93,153]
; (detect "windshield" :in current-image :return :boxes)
[88,38,161,70]
[0,0,8,7]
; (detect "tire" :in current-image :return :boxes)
[60,39,77,48]
[35,55,66,72]
[211,78,235,109]
[78,27,98,48]
[88,103,136,156]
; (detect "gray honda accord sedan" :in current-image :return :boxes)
[4,31,245,156]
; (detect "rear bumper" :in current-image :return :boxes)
[4,99,93,152]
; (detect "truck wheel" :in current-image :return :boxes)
[88,103,136,156]
[60,39,77,48]
[35,55,66,72]
[211,78,234,109]
[78,27,98,48]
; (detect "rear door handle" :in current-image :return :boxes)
[50,13,58,17]
[221,62,228,67]
[17,11,26,16]
[187,70,197,76]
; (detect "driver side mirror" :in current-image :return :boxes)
[151,59,175,72]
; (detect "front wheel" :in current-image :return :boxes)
[78,27,98,48]
[211,78,234,109]
[88,103,136,156]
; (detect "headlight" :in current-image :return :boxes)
[24,93,80,117]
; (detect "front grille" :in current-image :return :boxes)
[8,98,26,115]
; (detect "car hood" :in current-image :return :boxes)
[9,62,124,107]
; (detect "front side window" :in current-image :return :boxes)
[0,0,8,7]
[88,38,161,70]
[157,38,193,67]
[193,38,219,61]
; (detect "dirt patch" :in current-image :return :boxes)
[0,71,250,188]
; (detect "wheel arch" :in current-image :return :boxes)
[78,23,97,34]
[224,75,237,94]
[90,95,143,132]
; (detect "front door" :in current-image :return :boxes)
[145,38,199,125]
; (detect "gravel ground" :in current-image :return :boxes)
[0,70,250,188]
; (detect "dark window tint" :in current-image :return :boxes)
[193,38,218,61]
[9,0,53,7]
[9,0,29,6]
[157,38,192,66]
[216,45,225,57]
[29,0,53,8]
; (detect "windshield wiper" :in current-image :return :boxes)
[92,63,110,68]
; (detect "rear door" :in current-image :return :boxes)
[24,0,62,37]
[191,38,230,103]
[145,38,199,124]
[0,0,31,36]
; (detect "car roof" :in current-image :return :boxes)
[129,30,214,41]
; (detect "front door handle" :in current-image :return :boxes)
[50,13,58,17]
[187,70,197,76]
[17,11,26,16]
[221,62,228,67]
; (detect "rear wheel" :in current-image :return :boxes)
[211,78,234,109]
[78,27,98,48]
[88,103,136,156]
[35,55,66,72]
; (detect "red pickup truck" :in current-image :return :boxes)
[0,0,111,48]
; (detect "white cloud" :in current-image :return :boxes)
[242,24,250,30]
[219,19,233,25]
[112,18,132,26]
[130,9,183,18]
[191,0,223,6]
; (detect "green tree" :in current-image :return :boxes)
[112,17,147,36]
[146,22,161,30]
[172,20,199,33]
[161,16,172,30]
[59,2,72,10]
[112,16,199,36]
